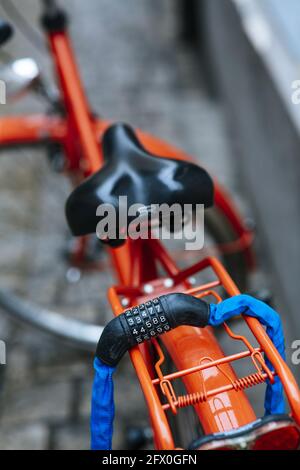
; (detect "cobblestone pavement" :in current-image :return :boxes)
[0,0,296,450]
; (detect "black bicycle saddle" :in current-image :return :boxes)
[65,123,214,246]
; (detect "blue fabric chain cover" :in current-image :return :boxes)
[209,294,286,415]
[90,357,116,450]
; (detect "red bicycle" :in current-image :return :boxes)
[0,0,254,350]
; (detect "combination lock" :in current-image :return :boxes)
[96,293,210,366]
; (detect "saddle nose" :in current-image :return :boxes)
[65,123,214,245]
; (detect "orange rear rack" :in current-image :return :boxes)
[108,253,300,449]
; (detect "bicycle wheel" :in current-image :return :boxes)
[0,144,249,351]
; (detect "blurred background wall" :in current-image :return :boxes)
[181,0,300,333]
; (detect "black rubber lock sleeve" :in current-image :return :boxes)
[96,293,210,366]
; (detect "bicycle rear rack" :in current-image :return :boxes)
[108,254,300,443]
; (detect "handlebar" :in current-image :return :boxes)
[41,0,58,12]
[96,294,210,366]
